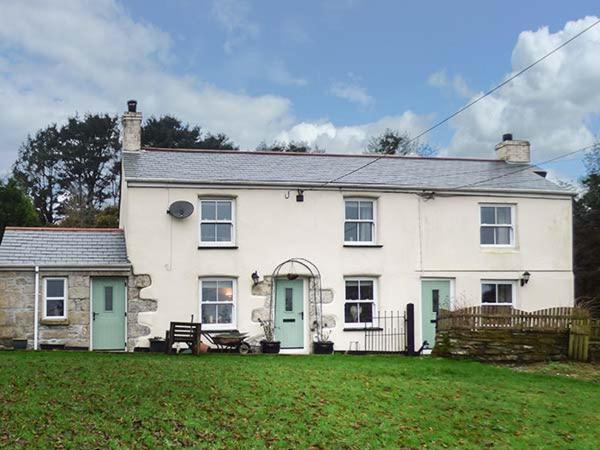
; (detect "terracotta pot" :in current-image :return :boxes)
[198,342,210,353]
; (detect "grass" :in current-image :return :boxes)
[508,361,600,383]
[0,352,599,449]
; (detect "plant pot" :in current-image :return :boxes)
[260,340,281,354]
[149,339,167,353]
[197,342,210,353]
[12,339,27,350]
[313,341,334,354]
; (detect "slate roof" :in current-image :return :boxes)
[122,148,571,195]
[0,228,130,268]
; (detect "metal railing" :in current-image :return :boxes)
[363,310,406,353]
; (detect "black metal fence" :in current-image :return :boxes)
[363,310,406,353]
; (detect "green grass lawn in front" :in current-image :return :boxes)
[1,352,599,449]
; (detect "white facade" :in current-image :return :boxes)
[120,179,574,352]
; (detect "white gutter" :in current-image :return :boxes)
[33,265,39,350]
[125,178,576,197]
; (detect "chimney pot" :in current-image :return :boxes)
[122,100,142,151]
[495,135,530,164]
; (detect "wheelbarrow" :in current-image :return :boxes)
[202,331,253,354]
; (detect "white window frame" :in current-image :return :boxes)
[480,280,517,306]
[199,198,236,247]
[480,203,515,247]
[43,277,68,320]
[344,198,376,245]
[199,277,237,331]
[343,277,378,328]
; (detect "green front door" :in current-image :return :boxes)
[92,278,126,350]
[274,279,304,349]
[421,279,451,349]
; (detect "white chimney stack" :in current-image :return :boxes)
[122,100,142,151]
[495,133,530,164]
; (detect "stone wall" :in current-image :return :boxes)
[0,271,35,349]
[127,273,157,349]
[0,269,156,350]
[432,328,570,363]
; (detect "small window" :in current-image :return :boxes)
[44,278,67,319]
[344,199,375,244]
[285,288,293,312]
[104,286,114,312]
[480,204,515,246]
[481,281,515,305]
[199,199,235,246]
[344,278,376,326]
[200,278,236,330]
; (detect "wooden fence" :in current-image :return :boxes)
[436,306,598,362]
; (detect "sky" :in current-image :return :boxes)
[0,0,599,183]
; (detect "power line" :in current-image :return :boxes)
[452,142,598,190]
[322,17,600,187]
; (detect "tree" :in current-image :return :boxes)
[0,178,40,240]
[13,125,63,224]
[256,140,320,153]
[365,129,437,156]
[142,115,238,150]
[59,114,121,211]
[574,143,600,307]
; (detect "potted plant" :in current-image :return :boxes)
[12,338,27,350]
[149,336,167,353]
[313,329,334,354]
[258,319,280,354]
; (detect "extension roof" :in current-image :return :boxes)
[0,228,130,268]
[122,148,571,195]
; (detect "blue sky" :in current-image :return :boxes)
[1,0,599,182]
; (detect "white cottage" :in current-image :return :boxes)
[118,101,574,353]
[0,101,574,353]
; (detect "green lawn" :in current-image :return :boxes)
[1,352,599,449]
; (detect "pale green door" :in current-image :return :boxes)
[92,278,126,350]
[421,280,451,349]
[274,279,304,349]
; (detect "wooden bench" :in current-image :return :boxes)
[165,321,202,355]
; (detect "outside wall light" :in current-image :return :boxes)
[251,271,260,286]
[296,189,304,202]
[520,271,531,287]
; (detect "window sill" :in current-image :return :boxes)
[41,318,69,326]
[198,246,238,250]
[480,245,517,251]
[343,327,383,332]
[343,244,383,248]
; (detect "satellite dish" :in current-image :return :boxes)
[167,201,194,219]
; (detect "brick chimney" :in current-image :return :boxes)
[122,100,142,151]
[495,133,530,164]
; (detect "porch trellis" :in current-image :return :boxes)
[269,258,325,341]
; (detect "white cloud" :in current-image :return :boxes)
[0,0,292,170]
[211,0,259,54]
[446,16,600,161]
[275,111,433,152]
[330,81,374,107]
[0,0,430,172]
[428,69,474,98]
